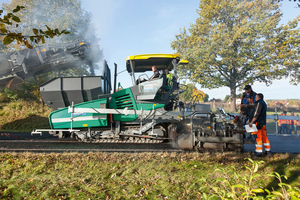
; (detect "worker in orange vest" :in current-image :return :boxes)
[289,112,299,134]
[240,85,257,128]
[249,93,271,157]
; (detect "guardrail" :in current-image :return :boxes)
[266,108,299,136]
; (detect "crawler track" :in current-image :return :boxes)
[0,132,180,153]
[0,140,181,153]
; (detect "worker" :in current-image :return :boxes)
[240,85,257,140]
[165,68,173,90]
[240,85,257,126]
[288,112,293,134]
[277,116,282,134]
[278,111,288,134]
[149,66,160,80]
[249,93,272,157]
[289,112,299,134]
[294,115,299,135]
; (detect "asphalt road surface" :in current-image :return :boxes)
[244,134,300,154]
[0,132,299,153]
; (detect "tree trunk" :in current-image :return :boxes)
[230,87,236,112]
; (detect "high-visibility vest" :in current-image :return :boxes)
[241,91,256,106]
[280,114,287,124]
[294,120,299,126]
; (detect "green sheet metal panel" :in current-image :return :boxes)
[110,88,138,121]
[49,98,108,129]
[110,88,165,122]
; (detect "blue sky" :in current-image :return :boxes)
[81,0,300,100]
[1,0,299,100]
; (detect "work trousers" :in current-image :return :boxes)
[253,124,271,153]
[278,124,288,134]
[289,125,297,134]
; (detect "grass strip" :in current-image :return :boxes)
[0,152,299,199]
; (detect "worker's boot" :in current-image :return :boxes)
[265,151,272,157]
[255,152,262,157]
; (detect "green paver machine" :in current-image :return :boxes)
[33,54,252,151]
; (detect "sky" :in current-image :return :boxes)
[1,0,300,100]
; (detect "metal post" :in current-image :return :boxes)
[172,59,181,111]
[275,107,278,135]
[113,63,117,93]
[296,115,299,137]
[172,59,178,79]
[70,101,74,131]
[129,60,136,85]
[137,107,143,135]
[152,105,155,134]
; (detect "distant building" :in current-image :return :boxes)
[236,98,241,105]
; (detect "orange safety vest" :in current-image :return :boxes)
[294,120,299,126]
[280,114,287,124]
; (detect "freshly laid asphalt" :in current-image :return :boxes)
[0,132,299,153]
[244,134,300,154]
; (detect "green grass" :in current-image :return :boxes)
[0,100,51,131]
[0,152,299,199]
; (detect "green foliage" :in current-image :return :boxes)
[203,93,209,102]
[0,153,299,199]
[0,99,50,131]
[0,77,47,103]
[0,79,50,130]
[0,88,17,102]
[0,87,35,102]
[180,83,196,102]
[199,158,300,199]
[171,0,300,111]
[0,5,69,49]
[224,95,231,103]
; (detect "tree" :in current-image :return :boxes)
[223,95,230,103]
[180,83,197,102]
[180,83,207,103]
[191,88,206,103]
[2,0,102,76]
[203,93,209,102]
[171,0,300,112]
[0,5,69,49]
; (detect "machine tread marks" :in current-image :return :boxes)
[82,138,163,144]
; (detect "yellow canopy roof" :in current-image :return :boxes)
[126,54,187,73]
